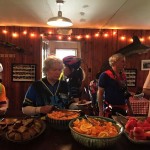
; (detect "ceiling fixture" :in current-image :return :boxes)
[47,0,73,27]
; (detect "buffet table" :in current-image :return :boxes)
[0,119,149,150]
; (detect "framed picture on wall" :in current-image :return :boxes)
[141,60,150,70]
[125,69,137,87]
[12,64,36,82]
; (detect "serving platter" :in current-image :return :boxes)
[5,118,46,143]
[124,132,150,144]
[0,118,17,138]
[69,116,124,149]
[112,115,150,144]
[47,109,80,130]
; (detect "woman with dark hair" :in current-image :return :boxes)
[62,56,85,109]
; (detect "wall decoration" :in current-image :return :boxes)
[0,40,24,53]
[12,64,36,82]
[125,69,137,87]
[141,60,150,70]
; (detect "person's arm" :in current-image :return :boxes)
[22,106,41,115]
[0,84,8,115]
[142,71,150,98]
[97,87,104,116]
[22,105,54,115]
[142,88,150,98]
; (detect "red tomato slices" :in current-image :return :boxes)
[125,117,150,141]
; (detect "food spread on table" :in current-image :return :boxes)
[72,117,119,138]
[125,117,150,141]
[47,110,80,120]
[5,118,45,142]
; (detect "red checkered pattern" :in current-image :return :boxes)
[129,98,149,115]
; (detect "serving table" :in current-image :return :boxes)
[0,117,149,150]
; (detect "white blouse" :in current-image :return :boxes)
[143,70,150,89]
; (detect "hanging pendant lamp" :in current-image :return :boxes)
[47,0,73,27]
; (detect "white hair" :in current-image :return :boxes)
[0,63,3,72]
[109,53,125,67]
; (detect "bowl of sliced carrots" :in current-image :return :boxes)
[47,109,80,130]
[69,116,123,149]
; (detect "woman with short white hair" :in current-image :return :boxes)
[22,55,70,116]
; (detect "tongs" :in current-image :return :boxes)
[116,112,128,125]
[84,115,95,126]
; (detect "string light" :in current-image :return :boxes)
[23,30,27,35]
[30,33,35,37]
[68,36,71,40]
[40,34,44,37]
[12,32,18,38]
[94,33,99,37]
[140,37,145,42]
[48,31,53,34]
[0,29,149,43]
[120,36,126,41]
[76,35,82,40]
[85,34,90,39]
[2,30,8,34]
[104,33,109,38]
[113,31,117,35]
[129,38,133,42]
[58,35,62,40]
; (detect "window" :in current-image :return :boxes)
[41,40,81,77]
[56,49,77,60]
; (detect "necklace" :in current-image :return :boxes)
[40,80,61,96]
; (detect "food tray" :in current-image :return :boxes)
[69,116,124,149]
[124,132,150,144]
[5,119,46,143]
[112,116,150,144]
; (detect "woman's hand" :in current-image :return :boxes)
[0,107,7,116]
[40,105,55,114]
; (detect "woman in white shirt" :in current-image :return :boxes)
[143,70,150,98]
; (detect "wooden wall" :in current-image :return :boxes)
[0,26,150,116]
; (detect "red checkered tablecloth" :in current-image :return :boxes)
[129,97,149,115]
